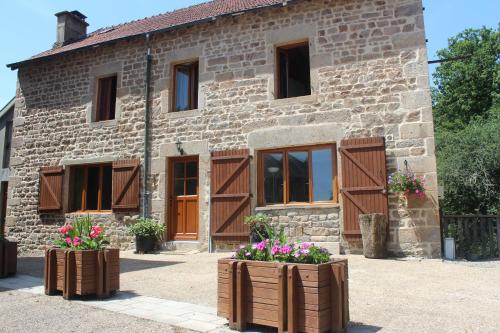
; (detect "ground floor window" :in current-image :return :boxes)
[258,144,338,206]
[70,164,112,212]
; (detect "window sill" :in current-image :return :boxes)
[66,211,113,215]
[255,203,340,211]
[89,119,117,128]
[167,109,200,119]
[270,93,318,107]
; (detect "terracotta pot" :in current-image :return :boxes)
[44,248,119,299]
[218,259,349,333]
[0,240,17,278]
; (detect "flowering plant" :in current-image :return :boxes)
[53,216,108,250]
[233,240,331,264]
[388,170,425,198]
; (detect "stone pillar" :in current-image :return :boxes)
[359,213,387,259]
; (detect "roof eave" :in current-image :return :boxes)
[7,0,299,70]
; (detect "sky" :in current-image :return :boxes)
[0,0,498,108]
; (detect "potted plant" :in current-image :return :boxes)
[466,242,482,261]
[243,213,270,242]
[443,224,457,260]
[217,226,349,333]
[359,213,387,259]
[128,218,165,253]
[388,169,426,208]
[0,233,17,278]
[44,216,119,299]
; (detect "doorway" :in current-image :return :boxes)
[168,156,198,241]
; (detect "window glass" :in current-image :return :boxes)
[175,66,190,111]
[186,161,197,178]
[101,166,112,210]
[186,179,197,195]
[263,153,284,204]
[174,179,185,196]
[288,151,309,202]
[70,167,84,211]
[174,162,184,179]
[312,149,333,201]
[86,166,100,210]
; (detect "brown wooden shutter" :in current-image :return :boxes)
[39,166,64,213]
[210,149,251,242]
[112,159,140,211]
[340,137,388,238]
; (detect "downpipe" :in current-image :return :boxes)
[142,33,152,218]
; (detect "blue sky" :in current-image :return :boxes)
[0,0,498,108]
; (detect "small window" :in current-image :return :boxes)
[96,75,117,121]
[259,145,337,206]
[173,61,198,112]
[2,121,12,168]
[276,42,311,99]
[70,164,112,212]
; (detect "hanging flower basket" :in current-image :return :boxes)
[388,169,426,208]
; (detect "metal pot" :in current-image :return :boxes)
[135,235,156,253]
[443,238,455,260]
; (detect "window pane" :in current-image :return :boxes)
[174,179,184,196]
[86,166,100,210]
[96,75,117,121]
[70,167,84,211]
[186,179,197,195]
[186,161,197,178]
[277,44,310,99]
[263,153,284,204]
[288,151,309,202]
[174,162,184,179]
[101,166,112,210]
[312,149,333,201]
[175,66,190,111]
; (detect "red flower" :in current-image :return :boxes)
[59,225,73,235]
[90,226,103,239]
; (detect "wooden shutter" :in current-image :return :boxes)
[340,137,388,238]
[211,149,251,242]
[112,159,140,211]
[39,166,64,213]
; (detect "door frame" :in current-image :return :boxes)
[167,155,199,241]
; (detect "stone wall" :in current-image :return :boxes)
[7,0,440,257]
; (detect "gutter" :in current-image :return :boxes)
[142,33,152,218]
[6,0,300,70]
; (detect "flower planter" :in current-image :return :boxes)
[359,213,387,259]
[135,235,156,253]
[443,238,455,260]
[44,248,119,299]
[218,258,349,333]
[0,240,17,278]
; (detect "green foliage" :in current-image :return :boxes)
[233,241,331,264]
[53,215,108,250]
[432,26,500,131]
[446,224,458,239]
[436,112,500,214]
[128,218,165,239]
[244,213,271,241]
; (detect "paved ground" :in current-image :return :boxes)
[0,287,186,333]
[13,251,500,332]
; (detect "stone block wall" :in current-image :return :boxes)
[7,0,440,257]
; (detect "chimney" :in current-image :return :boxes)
[54,10,88,47]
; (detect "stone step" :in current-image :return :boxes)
[161,241,205,253]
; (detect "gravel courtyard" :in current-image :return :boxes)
[13,251,500,332]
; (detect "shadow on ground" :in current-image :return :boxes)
[17,256,184,278]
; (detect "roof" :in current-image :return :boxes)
[0,98,14,120]
[7,0,296,69]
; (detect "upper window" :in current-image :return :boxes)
[276,42,311,99]
[258,144,337,206]
[70,164,112,212]
[96,75,117,122]
[3,120,12,168]
[173,61,199,112]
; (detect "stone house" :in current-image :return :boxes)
[6,0,440,257]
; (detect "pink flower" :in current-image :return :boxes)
[280,245,292,255]
[89,226,103,239]
[256,241,266,251]
[245,252,251,257]
[251,243,258,250]
[73,237,82,246]
[300,242,311,250]
[294,252,300,258]
[59,225,73,235]
[265,239,270,244]
[65,237,72,245]
[300,249,310,255]
[271,246,280,255]
[239,244,246,249]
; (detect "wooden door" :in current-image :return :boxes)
[340,137,388,238]
[169,157,198,240]
[210,149,251,243]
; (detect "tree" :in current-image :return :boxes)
[432,26,499,131]
[436,110,500,214]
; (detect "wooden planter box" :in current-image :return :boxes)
[218,259,349,333]
[44,248,120,299]
[0,240,17,278]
